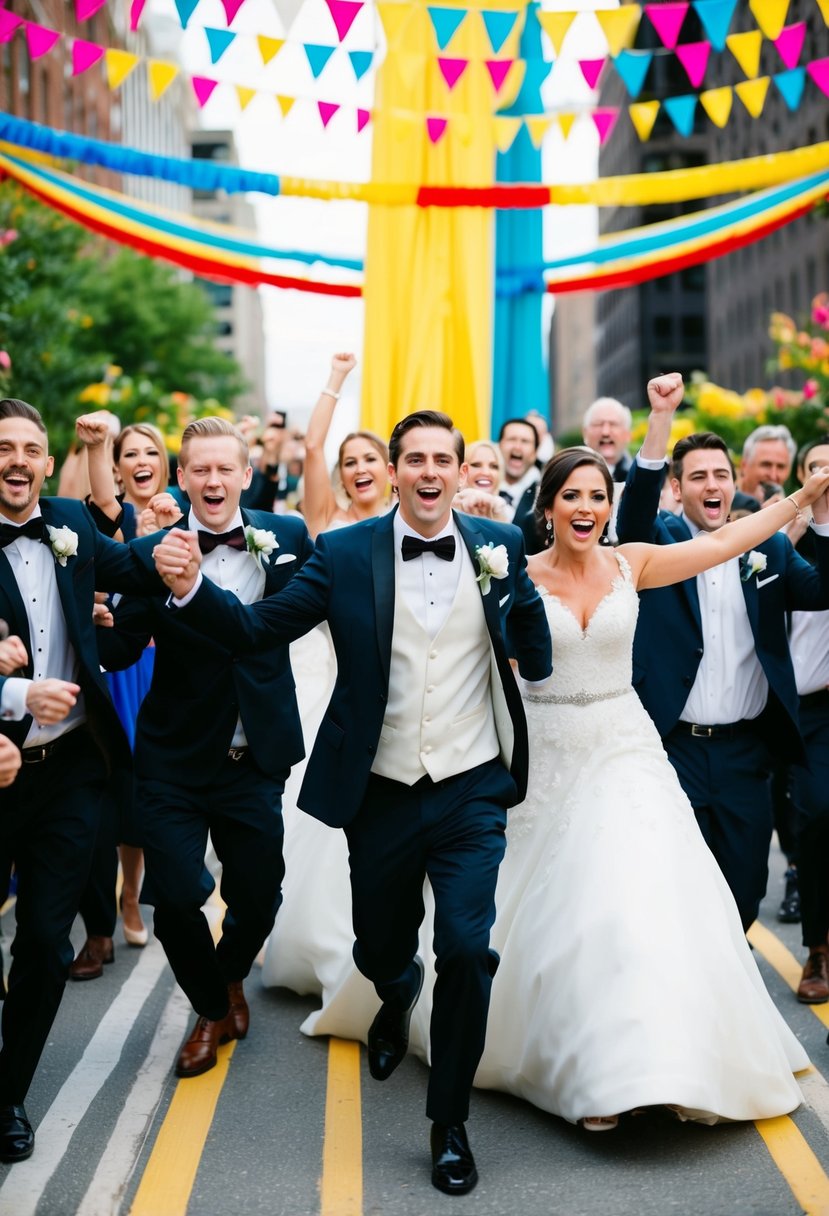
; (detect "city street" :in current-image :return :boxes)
[1,845,828,1216]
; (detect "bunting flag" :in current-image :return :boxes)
[220,0,247,25]
[173,0,199,29]
[591,108,619,144]
[536,11,575,56]
[437,56,468,89]
[726,29,763,77]
[558,112,577,139]
[663,93,698,135]
[817,0,829,24]
[257,36,284,65]
[578,59,605,89]
[0,11,22,40]
[105,48,139,88]
[75,0,107,21]
[276,94,295,117]
[493,115,522,152]
[481,9,519,54]
[357,107,371,132]
[426,116,448,143]
[692,0,737,50]
[205,28,236,64]
[748,0,790,38]
[236,85,256,110]
[735,75,770,115]
[644,2,688,48]
[318,100,340,127]
[699,84,733,125]
[675,40,711,87]
[25,24,61,59]
[774,65,806,108]
[595,6,642,56]
[129,0,146,32]
[427,6,467,49]
[148,60,179,100]
[191,76,219,107]
[72,40,105,76]
[325,0,363,42]
[485,59,515,95]
[629,98,660,140]
[807,57,829,96]
[774,22,806,69]
[614,49,652,98]
[348,49,373,79]
[303,44,336,78]
[525,116,553,148]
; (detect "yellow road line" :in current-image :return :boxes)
[756,1116,829,1216]
[748,922,829,1030]
[0,896,15,917]
[321,1039,363,1216]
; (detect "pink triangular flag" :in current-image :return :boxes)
[426,116,448,143]
[485,59,513,94]
[356,107,371,132]
[0,10,23,41]
[325,0,363,41]
[807,57,829,97]
[675,40,711,88]
[578,58,605,89]
[318,100,340,127]
[25,23,61,60]
[774,22,806,69]
[220,0,247,23]
[437,56,468,89]
[129,0,147,30]
[191,76,219,107]
[591,107,619,144]
[75,0,107,20]
[72,39,105,74]
[644,2,688,49]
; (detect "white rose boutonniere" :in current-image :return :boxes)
[46,524,79,567]
[475,543,509,596]
[741,550,767,582]
[244,525,278,570]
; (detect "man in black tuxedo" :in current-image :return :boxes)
[0,397,170,1162]
[154,410,552,1195]
[498,417,542,554]
[97,418,313,1079]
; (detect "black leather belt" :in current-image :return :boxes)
[674,720,755,739]
[227,746,249,762]
[21,728,81,764]
[800,689,829,711]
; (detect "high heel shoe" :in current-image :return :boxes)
[580,1116,619,1132]
[120,893,148,947]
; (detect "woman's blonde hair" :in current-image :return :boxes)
[113,423,170,497]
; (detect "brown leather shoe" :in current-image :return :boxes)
[175,1013,236,1078]
[226,980,249,1040]
[69,937,114,982]
[797,949,829,1004]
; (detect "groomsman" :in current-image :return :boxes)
[97,418,313,1078]
[0,397,168,1162]
[154,410,552,1195]
[616,380,829,929]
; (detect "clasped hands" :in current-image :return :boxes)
[152,530,202,598]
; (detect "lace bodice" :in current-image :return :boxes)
[523,551,639,703]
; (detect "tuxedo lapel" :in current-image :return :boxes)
[665,514,702,632]
[372,511,396,690]
[39,501,82,642]
[0,549,33,666]
[455,513,501,641]
[740,567,761,639]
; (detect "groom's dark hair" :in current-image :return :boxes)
[388,410,464,468]
[0,398,47,437]
[671,432,735,481]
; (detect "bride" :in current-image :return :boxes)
[306,374,829,1130]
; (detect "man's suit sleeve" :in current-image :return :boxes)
[96,596,154,672]
[782,531,829,611]
[615,460,663,544]
[505,538,553,682]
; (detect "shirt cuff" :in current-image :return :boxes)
[1,678,32,721]
[636,452,669,471]
[810,520,829,537]
[169,571,203,608]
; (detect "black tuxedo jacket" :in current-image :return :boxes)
[97,510,313,788]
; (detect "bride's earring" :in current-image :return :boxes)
[545,517,553,547]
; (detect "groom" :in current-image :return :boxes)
[154,410,552,1195]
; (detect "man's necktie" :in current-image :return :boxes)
[0,518,45,549]
[401,535,456,562]
[197,526,247,555]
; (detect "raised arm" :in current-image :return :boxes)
[302,353,357,538]
[624,468,829,590]
[615,374,683,544]
[76,413,122,535]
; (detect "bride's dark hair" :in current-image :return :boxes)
[534,448,614,543]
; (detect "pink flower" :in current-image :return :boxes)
[0,230,17,247]
[0,351,10,371]
[803,379,819,400]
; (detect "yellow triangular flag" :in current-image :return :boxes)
[816,0,829,25]
[147,60,178,101]
[748,0,790,39]
[525,115,552,148]
[257,36,284,66]
[726,30,763,78]
[275,94,295,117]
[105,49,139,90]
[493,116,522,152]
[596,5,641,57]
[628,99,660,141]
[735,75,770,117]
[377,2,413,48]
[699,85,733,128]
[557,112,577,139]
[236,85,256,110]
[536,11,576,56]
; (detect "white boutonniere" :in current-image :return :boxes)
[740,550,767,582]
[475,543,509,596]
[46,524,78,567]
[244,525,278,570]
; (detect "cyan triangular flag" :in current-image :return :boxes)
[205,28,236,63]
[173,0,199,27]
[481,9,518,53]
[663,93,697,135]
[304,43,336,78]
[348,49,373,79]
[773,65,805,109]
[427,6,467,49]
[692,0,737,51]
[613,50,652,98]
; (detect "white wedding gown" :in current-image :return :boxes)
[276,551,809,1123]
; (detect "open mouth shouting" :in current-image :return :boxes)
[570,519,595,539]
[352,475,375,496]
[2,468,34,505]
[702,496,723,521]
[416,486,442,508]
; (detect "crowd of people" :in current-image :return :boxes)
[0,361,827,1198]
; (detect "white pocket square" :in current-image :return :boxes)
[499,594,510,608]
[273,553,297,565]
[756,573,779,589]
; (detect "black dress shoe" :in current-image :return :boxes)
[367,956,424,1081]
[778,866,801,924]
[0,1104,34,1163]
[430,1122,478,1195]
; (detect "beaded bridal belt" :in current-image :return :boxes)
[523,687,630,706]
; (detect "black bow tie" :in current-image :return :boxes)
[0,517,45,549]
[401,534,456,562]
[197,526,247,556]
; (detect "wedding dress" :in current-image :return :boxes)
[302,551,808,1124]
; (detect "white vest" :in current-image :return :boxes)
[371,557,512,786]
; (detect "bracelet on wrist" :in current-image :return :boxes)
[320,388,340,401]
[787,494,804,523]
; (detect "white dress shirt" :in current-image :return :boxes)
[0,507,86,745]
[394,512,463,639]
[499,466,539,520]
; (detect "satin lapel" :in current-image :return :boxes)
[0,549,33,664]
[40,502,82,642]
[741,566,761,639]
[455,511,501,640]
[666,514,702,632]
[372,510,397,690]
